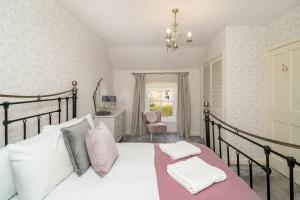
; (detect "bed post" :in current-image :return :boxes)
[204,101,210,148]
[264,145,272,200]
[287,157,296,200]
[72,81,78,118]
[3,102,9,146]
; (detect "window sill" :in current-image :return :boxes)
[162,120,177,123]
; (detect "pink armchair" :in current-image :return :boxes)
[142,111,167,142]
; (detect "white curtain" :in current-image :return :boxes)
[177,73,191,138]
[130,73,146,136]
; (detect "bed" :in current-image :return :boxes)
[10,143,159,200]
[0,81,259,200]
[9,142,258,200]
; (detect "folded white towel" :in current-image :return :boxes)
[159,141,201,160]
[167,157,227,194]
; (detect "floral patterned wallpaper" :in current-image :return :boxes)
[224,26,268,159]
[110,46,205,137]
[204,7,300,160]
[109,46,205,70]
[113,68,202,137]
[0,0,113,147]
[268,7,300,47]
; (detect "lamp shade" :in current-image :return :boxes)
[102,95,117,102]
[109,96,117,102]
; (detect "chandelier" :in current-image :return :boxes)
[165,8,192,51]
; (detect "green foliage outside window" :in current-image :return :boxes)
[150,103,173,117]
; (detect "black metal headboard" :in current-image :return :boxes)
[0,81,78,146]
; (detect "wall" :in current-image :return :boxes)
[110,46,204,136]
[0,0,113,147]
[204,29,226,62]
[202,29,226,139]
[267,7,300,47]
[205,6,300,63]
[224,26,268,158]
[223,8,300,158]
[225,26,268,126]
[113,69,201,137]
[110,46,205,70]
[203,6,300,159]
[145,75,177,132]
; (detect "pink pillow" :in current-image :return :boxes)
[85,122,118,177]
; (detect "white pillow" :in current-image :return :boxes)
[76,114,95,129]
[6,129,73,200]
[43,113,95,132]
[0,126,57,200]
[0,148,17,200]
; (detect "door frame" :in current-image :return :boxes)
[201,53,225,142]
[268,38,300,52]
[266,38,300,184]
[265,38,300,138]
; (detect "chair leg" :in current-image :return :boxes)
[164,132,167,143]
[151,132,153,142]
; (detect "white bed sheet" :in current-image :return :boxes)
[12,143,159,200]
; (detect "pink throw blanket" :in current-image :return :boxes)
[154,144,260,200]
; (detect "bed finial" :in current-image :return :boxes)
[72,81,78,118]
[72,80,78,94]
[204,101,209,113]
[204,101,210,148]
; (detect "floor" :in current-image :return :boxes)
[123,132,203,143]
[234,165,300,200]
[122,133,300,200]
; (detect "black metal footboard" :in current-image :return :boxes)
[203,101,300,200]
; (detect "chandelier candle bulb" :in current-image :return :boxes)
[187,32,192,43]
[165,8,193,51]
[166,28,171,34]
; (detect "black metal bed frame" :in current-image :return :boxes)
[203,101,300,200]
[0,81,78,146]
[1,82,299,199]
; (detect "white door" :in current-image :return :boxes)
[203,63,211,141]
[203,57,223,114]
[203,63,211,104]
[211,59,223,118]
[267,40,300,184]
[202,57,223,149]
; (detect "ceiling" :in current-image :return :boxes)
[59,0,300,47]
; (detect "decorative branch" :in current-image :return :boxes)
[93,78,103,114]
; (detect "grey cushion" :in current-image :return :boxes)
[61,119,91,176]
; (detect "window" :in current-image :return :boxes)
[145,82,177,122]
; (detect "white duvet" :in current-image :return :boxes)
[12,143,159,200]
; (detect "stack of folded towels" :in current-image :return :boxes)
[159,141,201,160]
[167,157,227,194]
[159,141,227,194]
